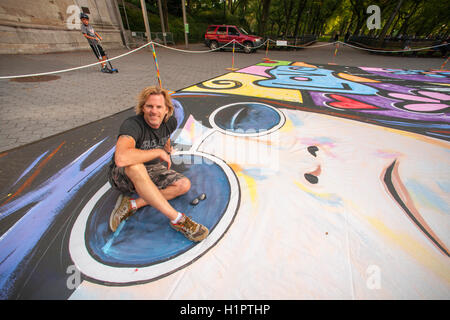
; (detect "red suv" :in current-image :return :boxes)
[205,25,263,54]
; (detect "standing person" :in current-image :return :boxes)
[334,32,339,42]
[80,12,112,73]
[107,86,209,242]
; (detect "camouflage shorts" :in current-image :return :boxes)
[108,162,185,195]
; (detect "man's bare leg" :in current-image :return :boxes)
[114,164,207,242]
[124,163,181,221]
[134,178,190,210]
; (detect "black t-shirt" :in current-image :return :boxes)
[113,114,177,165]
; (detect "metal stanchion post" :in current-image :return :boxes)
[226,40,238,71]
[439,56,449,70]
[151,42,162,88]
[263,39,271,61]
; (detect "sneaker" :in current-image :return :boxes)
[101,67,113,73]
[171,214,209,242]
[109,194,136,232]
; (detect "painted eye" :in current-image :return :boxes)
[210,102,285,136]
[304,173,318,184]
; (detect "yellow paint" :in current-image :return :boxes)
[337,72,380,83]
[365,215,450,284]
[182,72,302,103]
[280,117,294,132]
[228,163,243,172]
[293,180,335,201]
[229,163,257,205]
[430,82,450,86]
[291,61,318,68]
[238,171,258,204]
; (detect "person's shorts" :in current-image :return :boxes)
[108,162,185,195]
[90,43,105,59]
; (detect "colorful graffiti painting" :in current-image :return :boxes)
[184,60,450,140]
[0,61,449,299]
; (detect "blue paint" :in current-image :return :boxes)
[86,154,231,267]
[13,150,49,186]
[214,103,281,133]
[171,99,185,134]
[287,114,304,127]
[314,137,335,144]
[257,66,378,95]
[427,132,450,139]
[0,139,114,299]
[426,74,446,78]
[386,69,446,78]
[405,179,449,214]
[436,181,450,193]
[102,221,126,254]
[386,69,424,74]
[241,168,273,181]
[230,107,245,130]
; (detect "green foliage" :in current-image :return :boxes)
[120,0,449,44]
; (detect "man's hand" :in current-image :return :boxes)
[159,148,171,170]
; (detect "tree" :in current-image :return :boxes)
[293,0,308,39]
[258,0,272,37]
[378,0,404,44]
[348,0,371,35]
[282,0,295,37]
[162,0,169,31]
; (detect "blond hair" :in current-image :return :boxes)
[135,86,174,122]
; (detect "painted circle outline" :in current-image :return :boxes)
[209,102,286,137]
[68,151,240,285]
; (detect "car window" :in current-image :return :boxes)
[206,26,217,34]
[228,27,240,36]
[217,26,227,35]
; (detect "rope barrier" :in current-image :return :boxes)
[0,39,447,80]
[340,41,448,53]
[153,39,238,53]
[0,41,154,79]
[267,39,337,49]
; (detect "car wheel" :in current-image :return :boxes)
[243,42,253,54]
[209,40,219,51]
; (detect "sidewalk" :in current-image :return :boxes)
[0,42,446,153]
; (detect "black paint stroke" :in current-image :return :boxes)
[383,160,449,257]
